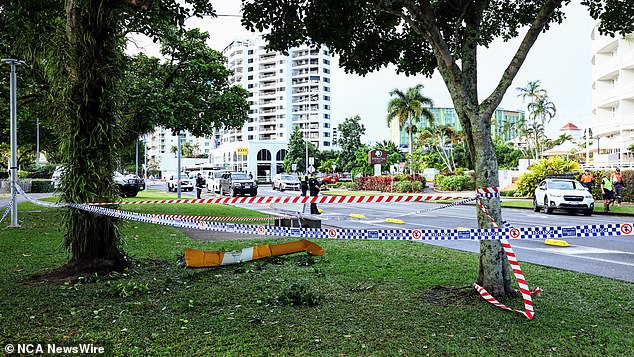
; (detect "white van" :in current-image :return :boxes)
[207,170,228,193]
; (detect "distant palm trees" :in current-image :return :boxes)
[516,80,557,159]
[386,84,434,158]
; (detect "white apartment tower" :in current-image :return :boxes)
[221,37,333,149]
[591,25,634,166]
[204,37,333,179]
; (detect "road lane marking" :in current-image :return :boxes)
[513,245,634,267]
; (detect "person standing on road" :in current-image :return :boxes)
[601,171,614,212]
[300,176,308,197]
[581,169,595,193]
[612,168,625,207]
[308,175,321,214]
[195,173,205,199]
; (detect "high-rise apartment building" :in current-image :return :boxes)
[207,37,333,179]
[591,26,634,165]
[145,37,334,180]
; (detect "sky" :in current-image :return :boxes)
[130,1,595,142]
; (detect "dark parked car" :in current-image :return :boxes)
[113,172,140,198]
[220,172,258,197]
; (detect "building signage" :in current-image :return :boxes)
[368,149,387,165]
[237,147,248,155]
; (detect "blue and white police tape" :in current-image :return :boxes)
[71,201,634,242]
[0,198,13,224]
[16,186,633,242]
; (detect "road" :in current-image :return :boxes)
[95,182,634,283]
[5,182,631,282]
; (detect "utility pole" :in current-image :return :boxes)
[36,117,40,165]
[177,132,182,198]
[2,58,25,228]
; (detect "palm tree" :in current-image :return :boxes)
[528,94,556,157]
[516,81,545,159]
[386,84,434,160]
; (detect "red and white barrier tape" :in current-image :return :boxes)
[88,192,496,206]
[474,197,541,320]
[150,213,293,222]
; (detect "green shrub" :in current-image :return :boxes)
[341,182,355,190]
[392,181,423,193]
[513,156,580,197]
[436,175,474,191]
[31,179,54,193]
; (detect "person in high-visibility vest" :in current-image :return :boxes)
[580,169,594,193]
[601,171,614,212]
[612,168,625,207]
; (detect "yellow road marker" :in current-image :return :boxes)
[544,239,570,247]
[385,218,405,224]
[349,213,366,219]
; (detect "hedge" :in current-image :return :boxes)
[436,175,475,191]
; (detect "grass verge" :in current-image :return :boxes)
[0,192,633,355]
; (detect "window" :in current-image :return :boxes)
[324,114,330,119]
[248,58,254,63]
[323,95,330,101]
[324,132,330,137]
[248,67,253,72]
[248,50,254,55]
[279,59,285,64]
[248,127,254,131]
[323,141,330,147]
[323,50,329,56]
[323,59,330,65]
[248,135,254,140]
[323,68,330,74]
[323,122,330,128]
[323,86,330,92]
[280,69,284,73]
[323,77,330,83]
[248,84,254,89]
[324,105,330,110]
[248,75,253,80]
[257,149,272,161]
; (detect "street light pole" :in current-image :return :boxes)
[305,130,309,176]
[2,58,25,228]
[177,132,182,198]
[36,117,40,165]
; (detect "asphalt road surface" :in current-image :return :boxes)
[138,182,634,282]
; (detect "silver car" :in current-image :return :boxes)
[272,174,300,191]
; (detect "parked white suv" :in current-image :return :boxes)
[206,170,228,193]
[167,173,194,192]
[533,178,594,216]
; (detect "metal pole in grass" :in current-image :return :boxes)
[2,58,24,228]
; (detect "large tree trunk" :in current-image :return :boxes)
[471,112,515,296]
[61,0,125,269]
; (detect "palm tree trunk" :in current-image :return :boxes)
[62,0,125,269]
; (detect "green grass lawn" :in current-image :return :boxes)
[0,192,633,355]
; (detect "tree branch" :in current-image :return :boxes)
[480,0,564,118]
